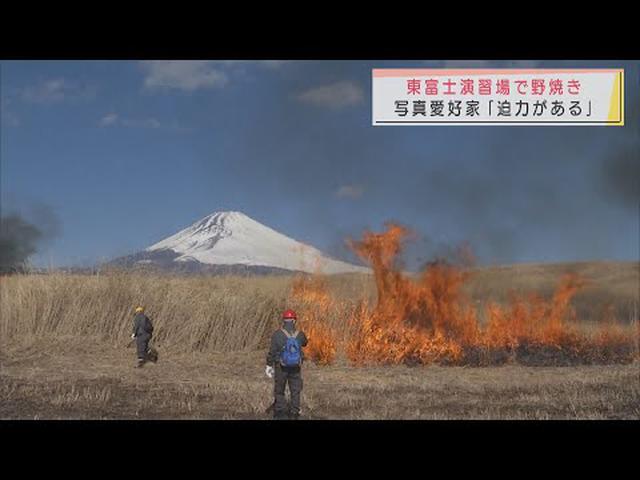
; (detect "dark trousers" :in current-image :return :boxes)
[274,364,303,418]
[136,335,150,361]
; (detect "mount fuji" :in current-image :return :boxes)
[109,211,369,275]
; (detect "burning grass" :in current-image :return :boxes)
[1,224,637,368]
[289,275,339,365]
[294,224,640,367]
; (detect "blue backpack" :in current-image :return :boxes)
[280,329,302,367]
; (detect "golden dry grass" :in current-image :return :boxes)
[0,262,638,419]
[465,261,640,325]
[0,338,638,419]
[1,261,637,355]
[0,272,291,353]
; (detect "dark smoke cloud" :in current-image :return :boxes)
[24,202,62,240]
[597,82,640,210]
[196,60,639,266]
[0,214,43,272]
[0,200,62,272]
[376,63,639,264]
[600,144,640,208]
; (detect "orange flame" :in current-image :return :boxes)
[289,275,338,365]
[288,223,638,367]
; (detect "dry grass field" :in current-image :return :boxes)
[465,261,640,324]
[0,260,638,419]
[1,337,638,419]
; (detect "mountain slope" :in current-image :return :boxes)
[113,211,368,274]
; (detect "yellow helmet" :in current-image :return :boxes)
[135,306,145,313]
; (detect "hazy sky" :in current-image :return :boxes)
[1,60,638,268]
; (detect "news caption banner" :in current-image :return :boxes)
[372,68,624,126]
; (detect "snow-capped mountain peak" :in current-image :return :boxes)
[142,210,368,274]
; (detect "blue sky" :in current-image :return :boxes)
[1,60,638,268]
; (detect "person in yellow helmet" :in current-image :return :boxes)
[131,306,154,368]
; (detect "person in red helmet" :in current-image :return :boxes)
[265,309,308,419]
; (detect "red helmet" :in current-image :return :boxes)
[282,309,297,320]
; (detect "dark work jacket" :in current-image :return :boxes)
[266,322,308,367]
[133,313,154,339]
